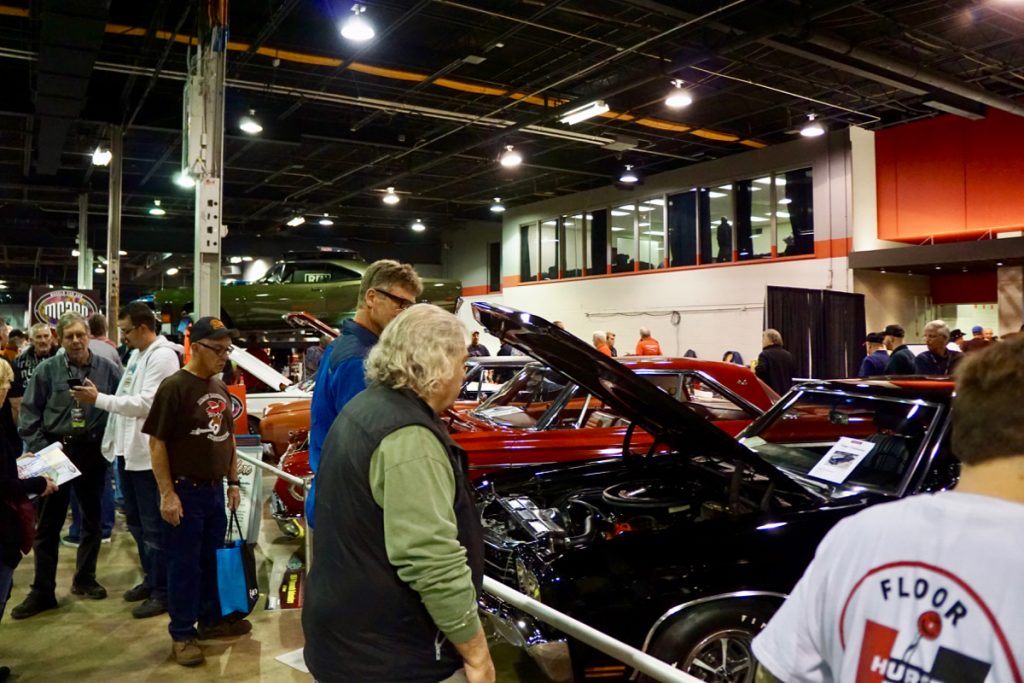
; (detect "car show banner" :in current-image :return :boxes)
[29,286,103,326]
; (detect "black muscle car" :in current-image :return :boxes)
[471,302,959,683]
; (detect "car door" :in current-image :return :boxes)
[244,263,300,328]
[319,262,363,325]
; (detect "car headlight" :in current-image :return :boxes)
[515,558,541,601]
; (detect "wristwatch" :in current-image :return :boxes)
[227,479,241,487]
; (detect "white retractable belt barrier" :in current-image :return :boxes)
[240,448,703,683]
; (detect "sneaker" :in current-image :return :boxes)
[171,639,204,667]
[197,619,252,640]
[70,581,108,600]
[101,536,112,544]
[61,535,80,548]
[123,583,151,602]
[131,597,167,619]
[11,591,58,620]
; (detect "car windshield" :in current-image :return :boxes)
[739,389,941,498]
[472,365,573,428]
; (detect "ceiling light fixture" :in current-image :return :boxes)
[800,113,826,137]
[91,146,112,166]
[239,109,263,135]
[173,171,196,188]
[72,249,80,257]
[118,250,127,256]
[319,213,334,226]
[94,266,104,274]
[619,164,639,184]
[166,267,179,276]
[340,4,375,42]
[490,197,506,213]
[778,197,793,205]
[148,200,166,216]
[242,256,253,262]
[229,256,242,264]
[559,100,609,126]
[499,145,522,168]
[664,79,693,108]
[286,216,305,227]
[411,218,426,232]
[382,187,400,205]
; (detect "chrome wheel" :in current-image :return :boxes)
[678,628,755,683]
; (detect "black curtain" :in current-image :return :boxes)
[766,286,866,380]
[697,188,712,265]
[519,225,534,282]
[590,209,608,275]
[667,190,696,267]
[785,169,814,256]
[735,180,753,260]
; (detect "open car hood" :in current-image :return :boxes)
[472,302,799,491]
[283,312,339,339]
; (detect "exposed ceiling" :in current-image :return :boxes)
[1,0,1024,299]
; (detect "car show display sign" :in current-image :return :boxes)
[808,437,876,484]
[30,286,102,326]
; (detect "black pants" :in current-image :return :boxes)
[31,441,107,594]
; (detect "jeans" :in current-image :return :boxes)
[68,462,115,539]
[112,457,125,509]
[119,457,167,601]
[0,555,14,622]
[32,442,107,593]
[163,480,226,641]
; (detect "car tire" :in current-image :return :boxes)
[639,599,777,683]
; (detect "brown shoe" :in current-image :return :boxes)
[172,639,204,667]
[197,618,252,640]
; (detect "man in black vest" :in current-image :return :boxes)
[755,328,797,396]
[303,304,494,683]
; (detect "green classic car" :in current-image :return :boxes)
[155,253,462,331]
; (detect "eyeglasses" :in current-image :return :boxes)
[194,341,234,356]
[373,288,415,310]
[118,325,137,336]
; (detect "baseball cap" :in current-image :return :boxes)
[864,332,885,344]
[191,316,234,343]
[971,325,983,335]
[883,324,905,338]
[949,329,965,341]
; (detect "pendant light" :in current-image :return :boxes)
[499,145,522,168]
[664,79,693,109]
[619,165,639,184]
[382,187,400,205]
[411,218,426,232]
[800,113,825,137]
[340,4,375,42]
[490,198,506,213]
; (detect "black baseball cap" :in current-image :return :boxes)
[191,316,234,343]
[865,332,885,344]
[949,329,965,341]
[883,324,905,338]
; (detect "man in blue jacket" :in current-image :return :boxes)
[857,331,889,377]
[306,260,422,527]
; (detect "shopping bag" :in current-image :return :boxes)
[3,493,35,555]
[216,510,259,617]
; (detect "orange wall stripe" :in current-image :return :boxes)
[500,275,521,289]
[0,5,28,17]
[461,285,489,296]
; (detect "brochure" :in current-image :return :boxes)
[16,441,81,495]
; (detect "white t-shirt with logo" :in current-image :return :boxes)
[752,491,1024,683]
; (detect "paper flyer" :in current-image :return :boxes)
[16,441,81,495]
[807,436,876,484]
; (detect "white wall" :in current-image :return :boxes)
[499,257,846,363]
[457,292,506,355]
[854,270,932,340]
[442,220,502,288]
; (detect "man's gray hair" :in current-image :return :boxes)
[924,319,950,340]
[763,328,783,346]
[28,322,51,337]
[356,259,423,309]
[639,326,651,338]
[57,313,88,340]
[365,304,466,400]
[592,331,607,344]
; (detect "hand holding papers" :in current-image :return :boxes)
[17,442,81,496]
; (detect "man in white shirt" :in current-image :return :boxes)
[753,334,1024,683]
[70,303,180,619]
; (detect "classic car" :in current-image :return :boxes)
[259,355,532,461]
[470,302,959,683]
[154,248,462,331]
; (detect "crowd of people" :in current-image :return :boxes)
[2,281,1022,682]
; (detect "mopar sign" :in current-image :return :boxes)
[30,288,102,326]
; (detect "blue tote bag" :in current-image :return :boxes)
[217,510,259,617]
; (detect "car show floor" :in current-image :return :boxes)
[1,474,548,682]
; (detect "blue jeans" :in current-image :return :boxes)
[163,480,226,641]
[69,462,115,539]
[119,457,167,601]
[0,555,14,622]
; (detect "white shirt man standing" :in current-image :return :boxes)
[70,302,180,619]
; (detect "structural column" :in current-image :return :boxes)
[77,193,93,290]
[997,266,1023,336]
[106,127,122,317]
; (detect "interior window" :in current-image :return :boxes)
[681,374,755,420]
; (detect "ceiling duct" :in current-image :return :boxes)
[32,0,110,175]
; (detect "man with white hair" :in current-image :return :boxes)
[755,329,797,395]
[635,327,662,356]
[914,319,962,375]
[592,331,612,357]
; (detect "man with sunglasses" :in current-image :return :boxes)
[69,302,181,620]
[142,316,247,666]
[307,259,423,528]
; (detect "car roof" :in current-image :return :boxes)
[796,377,955,404]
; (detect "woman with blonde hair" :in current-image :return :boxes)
[304,304,494,683]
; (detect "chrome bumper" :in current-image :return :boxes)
[479,591,571,683]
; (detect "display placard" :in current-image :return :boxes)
[227,440,263,541]
[807,437,876,484]
[29,287,102,326]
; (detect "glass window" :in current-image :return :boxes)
[736,179,772,261]
[668,190,697,267]
[563,213,585,278]
[777,168,814,257]
[589,209,608,275]
[610,204,636,273]
[700,184,734,263]
[637,198,665,270]
[540,219,559,280]
[519,223,538,282]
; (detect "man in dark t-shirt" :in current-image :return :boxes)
[142,317,247,667]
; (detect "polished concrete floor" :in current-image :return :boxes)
[1,475,548,682]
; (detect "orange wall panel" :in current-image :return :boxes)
[964,109,1024,232]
